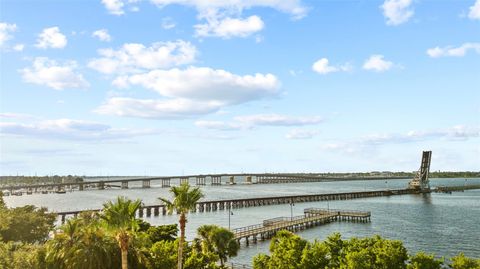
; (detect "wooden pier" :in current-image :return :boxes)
[232,208,371,246]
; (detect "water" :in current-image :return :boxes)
[4,178,480,262]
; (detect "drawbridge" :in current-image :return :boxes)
[408,151,432,191]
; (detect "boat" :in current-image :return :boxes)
[55,189,67,194]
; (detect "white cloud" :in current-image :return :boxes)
[150,0,307,19]
[114,66,280,105]
[88,40,197,74]
[362,55,393,72]
[285,129,318,139]
[92,29,112,42]
[20,57,89,90]
[469,0,480,20]
[195,15,264,38]
[427,43,480,58]
[0,22,17,47]
[195,114,323,130]
[381,0,414,26]
[0,118,157,141]
[101,0,125,15]
[312,58,351,75]
[13,43,24,51]
[161,17,176,29]
[95,97,221,119]
[195,120,244,131]
[235,114,322,126]
[35,27,67,49]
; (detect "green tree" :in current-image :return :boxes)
[147,224,178,243]
[408,252,443,269]
[450,253,480,269]
[263,230,308,269]
[150,240,178,269]
[101,196,142,269]
[0,241,46,269]
[0,205,56,243]
[0,192,5,208]
[195,225,239,267]
[159,183,204,269]
[300,240,330,269]
[45,217,118,269]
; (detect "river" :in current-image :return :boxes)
[4,177,480,262]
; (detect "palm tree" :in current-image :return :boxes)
[101,196,142,269]
[196,225,240,266]
[159,183,204,269]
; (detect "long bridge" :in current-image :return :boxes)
[0,173,410,193]
[55,188,414,223]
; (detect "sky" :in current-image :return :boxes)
[0,0,479,176]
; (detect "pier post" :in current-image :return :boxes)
[180,177,189,185]
[246,176,252,184]
[121,181,129,189]
[229,176,235,185]
[79,183,84,191]
[142,180,151,188]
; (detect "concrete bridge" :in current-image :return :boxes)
[0,173,410,194]
[55,188,413,223]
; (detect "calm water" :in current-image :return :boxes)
[4,178,480,262]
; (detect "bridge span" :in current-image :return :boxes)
[0,173,410,193]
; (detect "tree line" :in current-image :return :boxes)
[1,183,479,269]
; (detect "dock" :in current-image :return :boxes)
[232,208,371,245]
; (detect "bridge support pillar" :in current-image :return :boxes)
[79,183,84,191]
[229,176,235,185]
[98,182,105,190]
[121,181,128,189]
[211,176,221,185]
[245,176,252,184]
[142,180,150,188]
[161,179,170,188]
[196,176,206,186]
[180,177,189,185]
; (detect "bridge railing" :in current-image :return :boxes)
[304,208,371,217]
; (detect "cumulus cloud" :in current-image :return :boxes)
[426,43,480,58]
[0,22,17,47]
[195,114,323,131]
[0,118,158,141]
[113,66,280,105]
[19,57,89,90]
[92,29,112,42]
[195,15,264,38]
[362,55,393,72]
[95,97,222,119]
[88,40,196,74]
[35,27,67,49]
[285,129,318,139]
[469,0,480,20]
[381,0,414,26]
[312,58,351,75]
[101,0,126,15]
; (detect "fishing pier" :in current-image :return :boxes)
[232,208,371,245]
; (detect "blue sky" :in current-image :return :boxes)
[0,0,479,176]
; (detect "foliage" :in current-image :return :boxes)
[147,224,178,243]
[408,252,444,269]
[253,231,410,269]
[450,253,480,269]
[0,241,46,269]
[101,196,142,269]
[159,183,204,269]
[194,225,239,266]
[150,239,178,269]
[0,205,56,243]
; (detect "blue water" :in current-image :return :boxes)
[4,178,480,262]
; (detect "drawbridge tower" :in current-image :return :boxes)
[408,151,432,191]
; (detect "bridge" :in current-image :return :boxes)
[232,208,371,245]
[0,173,410,194]
[55,188,411,223]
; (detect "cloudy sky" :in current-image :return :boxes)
[0,0,479,176]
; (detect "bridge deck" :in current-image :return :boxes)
[232,208,370,245]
